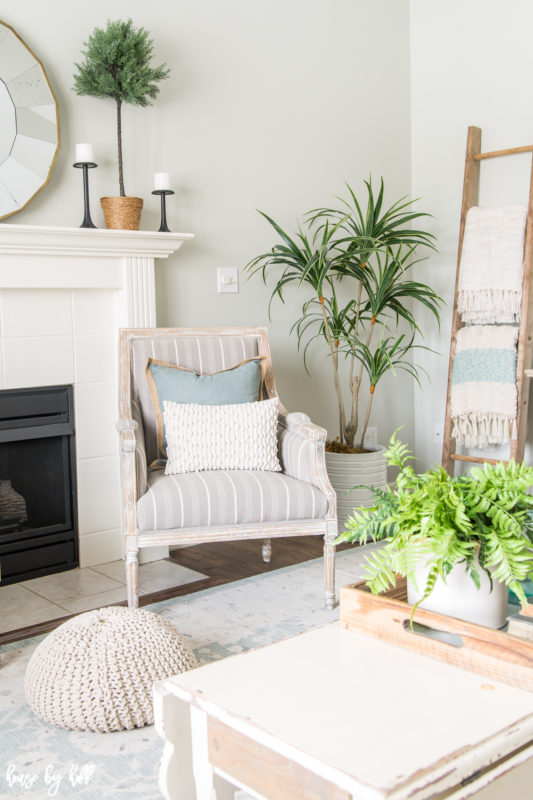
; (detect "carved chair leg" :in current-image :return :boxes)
[262,538,272,563]
[126,550,139,609]
[324,533,336,610]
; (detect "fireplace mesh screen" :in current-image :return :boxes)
[0,384,77,585]
[0,437,70,533]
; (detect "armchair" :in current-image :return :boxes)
[118,327,337,609]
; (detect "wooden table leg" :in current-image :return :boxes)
[191,706,218,799]
[154,683,197,800]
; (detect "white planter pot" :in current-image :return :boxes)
[325,446,387,536]
[407,556,508,629]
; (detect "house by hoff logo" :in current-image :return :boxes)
[5,762,95,796]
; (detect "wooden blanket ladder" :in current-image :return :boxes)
[442,125,533,475]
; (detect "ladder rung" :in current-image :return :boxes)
[450,454,508,466]
[474,144,533,161]
[525,369,533,378]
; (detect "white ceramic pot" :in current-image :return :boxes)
[407,555,508,629]
[325,446,387,536]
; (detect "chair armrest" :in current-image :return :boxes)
[116,408,147,501]
[278,411,335,515]
[116,418,137,469]
[117,418,138,434]
[282,411,326,442]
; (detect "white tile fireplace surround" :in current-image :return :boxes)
[0,224,193,569]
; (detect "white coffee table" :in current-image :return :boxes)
[155,621,533,799]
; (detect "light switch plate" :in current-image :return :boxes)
[217,267,239,293]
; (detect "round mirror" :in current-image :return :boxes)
[0,20,59,221]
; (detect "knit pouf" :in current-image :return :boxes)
[24,606,198,733]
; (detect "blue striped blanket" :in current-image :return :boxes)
[451,325,517,447]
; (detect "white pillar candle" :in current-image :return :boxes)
[75,143,94,163]
[154,172,170,190]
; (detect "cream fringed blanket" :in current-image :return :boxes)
[458,205,527,324]
[451,325,518,448]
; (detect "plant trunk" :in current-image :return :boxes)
[344,278,365,449]
[353,278,364,337]
[344,376,359,448]
[334,340,343,444]
[347,309,376,448]
[358,387,375,450]
[356,317,376,386]
[116,97,125,197]
[319,297,346,443]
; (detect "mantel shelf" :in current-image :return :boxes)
[0,223,194,258]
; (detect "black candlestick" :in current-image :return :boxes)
[152,189,174,232]
[73,161,97,229]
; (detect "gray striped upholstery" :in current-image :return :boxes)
[136,469,328,531]
[131,334,261,464]
[131,399,148,499]
[278,424,317,488]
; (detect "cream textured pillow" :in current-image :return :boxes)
[163,397,282,474]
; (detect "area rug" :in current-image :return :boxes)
[0,545,379,799]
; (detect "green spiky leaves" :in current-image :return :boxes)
[336,435,533,608]
[244,179,442,449]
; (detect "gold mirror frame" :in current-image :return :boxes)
[0,19,60,221]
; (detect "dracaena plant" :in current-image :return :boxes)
[336,431,533,608]
[245,178,442,451]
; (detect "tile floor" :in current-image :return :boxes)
[0,559,206,633]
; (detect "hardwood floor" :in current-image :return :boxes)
[0,536,352,645]
[168,535,352,580]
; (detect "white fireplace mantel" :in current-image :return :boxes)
[0,224,194,327]
[0,223,193,258]
[0,223,193,568]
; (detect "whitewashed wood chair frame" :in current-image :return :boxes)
[118,327,337,610]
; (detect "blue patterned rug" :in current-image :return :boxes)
[0,546,377,799]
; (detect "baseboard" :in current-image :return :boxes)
[139,545,170,563]
[79,529,123,567]
[79,530,169,567]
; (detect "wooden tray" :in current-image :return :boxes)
[520,600,533,618]
[340,580,533,692]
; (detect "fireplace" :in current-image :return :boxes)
[0,224,192,568]
[0,385,78,585]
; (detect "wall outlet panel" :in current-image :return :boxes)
[433,422,444,444]
[217,267,239,293]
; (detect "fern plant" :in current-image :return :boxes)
[336,431,533,607]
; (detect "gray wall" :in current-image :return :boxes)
[5,0,414,447]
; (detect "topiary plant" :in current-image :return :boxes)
[336,430,533,608]
[73,19,169,196]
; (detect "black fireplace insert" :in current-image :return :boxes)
[0,385,78,585]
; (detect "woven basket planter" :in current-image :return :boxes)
[326,446,387,536]
[100,196,143,230]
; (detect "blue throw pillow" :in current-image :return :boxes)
[146,356,263,459]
